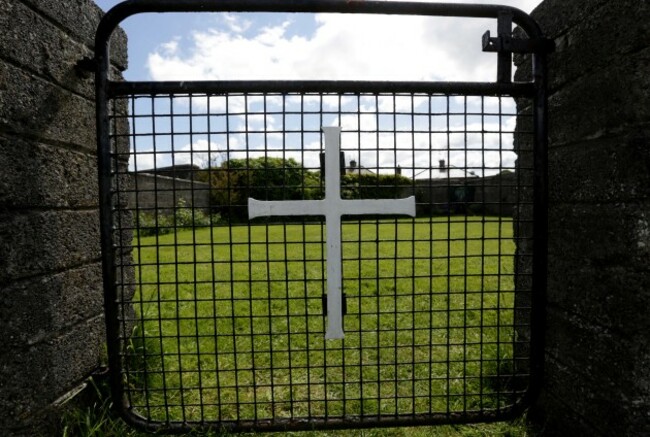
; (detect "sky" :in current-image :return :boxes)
[93,0,543,177]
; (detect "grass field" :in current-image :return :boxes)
[124,216,522,429]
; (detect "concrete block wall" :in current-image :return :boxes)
[0,0,127,434]
[516,0,650,434]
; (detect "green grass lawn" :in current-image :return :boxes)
[124,216,523,430]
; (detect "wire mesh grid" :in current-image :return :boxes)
[108,91,534,430]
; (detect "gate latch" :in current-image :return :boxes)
[482,11,554,83]
[482,31,555,54]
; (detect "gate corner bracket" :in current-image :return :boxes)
[75,56,98,78]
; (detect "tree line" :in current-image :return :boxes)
[198,157,412,221]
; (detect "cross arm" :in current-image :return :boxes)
[343,196,416,217]
[248,198,326,219]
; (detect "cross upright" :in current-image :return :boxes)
[248,127,416,339]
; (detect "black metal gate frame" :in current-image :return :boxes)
[95,0,550,433]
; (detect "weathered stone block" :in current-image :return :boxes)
[542,309,650,435]
[544,308,649,387]
[0,0,95,98]
[547,254,650,336]
[0,315,105,433]
[523,0,649,93]
[0,134,98,209]
[0,263,104,351]
[526,0,609,42]
[0,210,101,283]
[547,202,649,267]
[0,60,97,151]
[546,48,650,147]
[546,201,650,332]
[20,0,128,70]
[548,132,650,204]
[536,357,624,437]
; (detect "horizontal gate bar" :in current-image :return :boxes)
[127,404,528,434]
[108,80,535,98]
[96,0,546,50]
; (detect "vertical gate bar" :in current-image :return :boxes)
[130,95,151,418]
[298,94,313,420]
[496,96,504,411]
[496,11,514,84]
[281,94,294,419]
[189,93,207,420]
[318,96,327,420]
[94,25,127,418]
[529,48,549,403]
[285,97,294,416]
[226,92,242,417]
[478,96,480,411]
[444,94,451,418]
[169,93,188,422]
[244,92,259,421]
[427,95,434,417]
[112,96,129,412]
[158,95,168,411]
[409,94,416,416]
[206,94,224,422]
[262,93,272,421]
[454,96,469,414]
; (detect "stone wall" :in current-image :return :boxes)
[129,172,211,213]
[414,171,517,216]
[516,0,650,435]
[0,0,127,434]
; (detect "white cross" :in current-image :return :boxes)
[248,127,416,339]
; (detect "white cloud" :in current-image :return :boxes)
[148,0,542,82]
[175,139,227,168]
[141,1,540,175]
[223,13,252,34]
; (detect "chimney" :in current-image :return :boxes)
[439,159,447,173]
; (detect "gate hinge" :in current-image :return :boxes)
[482,31,555,55]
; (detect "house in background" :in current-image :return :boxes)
[346,159,376,176]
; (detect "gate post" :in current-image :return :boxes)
[515,0,650,434]
[0,0,128,434]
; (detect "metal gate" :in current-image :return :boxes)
[95,1,550,433]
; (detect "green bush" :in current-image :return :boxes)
[136,210,173,237]
[137,199,220,237]
[207,157,321,221]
